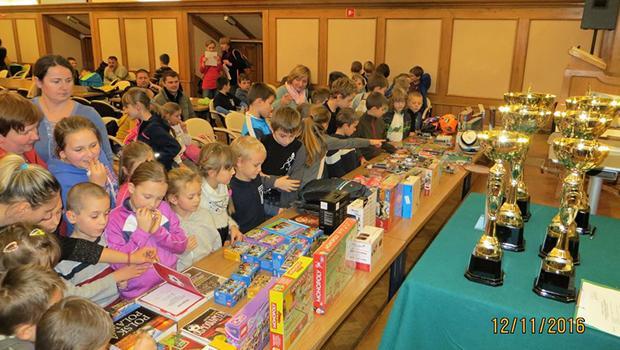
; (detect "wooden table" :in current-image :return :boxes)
[179,148,481,349]
[0,78,104,100]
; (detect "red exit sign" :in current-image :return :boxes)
[346,8,355,17]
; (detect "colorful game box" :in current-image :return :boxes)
[347,225,384,272]
[399,175,421,219]
[225,277,276,350]
[272,243,293,270]
[231,262,260,287]
[312,217,357,315]
[263,218,308,237]
[260,251,273,272]
[258,233,288,249]
[412,159,441,196]
[269,256,314,350]
[157,333,206,349]
[297,227,324,244]
[181,308,231,346]
[292,214,320,227]
[376,174,403,231]
[244,228,268,244]
[223,241,252,262]
[347,189,377,233]
[109,306,176,349]
[247,274,274,299]
[214,279,246,308]
[241,244,270,264]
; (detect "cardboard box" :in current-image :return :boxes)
[223,241,252,262]
[241,244,270,265]
[231,262,260,287]
[312,218,357,315]
[413,159,441,196]
[399,175,421,219]
[214,279,246,308]
[375,175,403,231]
[319,190,350,235]
[347,189,377,233]
[347,226,384,272]
[269,256,314,350]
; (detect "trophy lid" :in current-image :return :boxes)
[552,138,609,172]
[503,90,556,109]
[554,110,612,140]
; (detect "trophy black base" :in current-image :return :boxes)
[532,271,576,303]
[575,210,593,236]
[464,255,503,287]
[517,197,531,222]
[496,224,525,252]
[538,236,580,265]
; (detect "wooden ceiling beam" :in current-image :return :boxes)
[192,14,224,40]
[47,16,82,40]
[226,15,256,40]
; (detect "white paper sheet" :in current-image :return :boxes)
[139,283,203,317]
[576,280,620,338]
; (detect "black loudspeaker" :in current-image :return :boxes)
[581,0,620,30]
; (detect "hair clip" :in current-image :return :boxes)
[19,163,29,171]
[2,241,18,253]
[29,228,46,237]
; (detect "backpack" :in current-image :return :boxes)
[295,178,371,213]
[232,49,252,71]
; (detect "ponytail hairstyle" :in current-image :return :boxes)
[119,141,154,184]
[53,116,101,157]
[0,223,61,270]
[299,104,330,167]
[197,142,235,179]
[129,160,167,186]
[122,87,162,116]
[0,154,60,209]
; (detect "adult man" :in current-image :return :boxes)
[103,56,128,83]
[135,69,160,98]
[152,70,195,120]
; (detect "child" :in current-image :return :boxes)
[363,61,375,78]
[325,77,358,134]
[376,63,390,79]
[230,136,300,232]
[407,90,425,132]
[199,40,222,99]
[117,141,155,205]
[242,82,275,138]
[350,60,362,76]
[122,87,182,170]
[48,116,118,233]
[281,105,382,207]
[354,92,390,160]
[197,143,243,245]
[409,65,432,113]
[235,73,251,107]
[213,76,242,115]
[326,108,362,178]
[351,73,366,94]
[161,102,202,165]
[311,87,330,105]
[105,161,190,299]
[167,167,219,271]
[353,74,388,113]
[0,265,65,350]
[384,88,413,142]
[55,183,149,307]
[387,73,412,97]
[328,71,348,89]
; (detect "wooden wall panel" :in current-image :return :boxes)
[276,19,319,83]
[448,19,517,99]
[98,18,123,64]
[124,18,150,71]
[0,20,18,63]
[15,19,40,63]
[152,18,179,73]
[327,19,376,82]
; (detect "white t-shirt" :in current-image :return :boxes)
[387,112,404,142]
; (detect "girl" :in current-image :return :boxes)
[197,143,242,246]
[161,102,206,164]
[351,73,366,94]
[383,88,413,142]
[273,65,311,109]
[122,87,181,171]
[280,105,383,207]
[32,55,114,165]
[200,40,223,99]
[117,141,155,205]
[167,167,220,270]
[48,116,118,234]
[105,161,191,299]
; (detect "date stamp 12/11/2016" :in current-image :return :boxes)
[491,317,586,335]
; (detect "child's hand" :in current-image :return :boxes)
[369,139,384,147]
[223,59,232,66]
[274,176,300,192]
[280,93,293,106]
[88,159,107,186]
[136,208,153,233]
[180,121,188,133]
[186,235,198,252]
[229,226,243,244]
[131,247,159,264]
[149,210,162,233]
[133,332,157,350]
[112,264,149,283]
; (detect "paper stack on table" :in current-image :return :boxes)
[576,280,620,338]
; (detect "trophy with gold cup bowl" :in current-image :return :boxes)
[465,130,529,286]
[534,138,608,302]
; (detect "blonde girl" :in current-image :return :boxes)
[161,102,206,164]
[167,167,221,270]
[197,143,242,245]
[105,161,192,299]
[117,141,154,205]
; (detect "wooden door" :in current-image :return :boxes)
[231,42,263,83]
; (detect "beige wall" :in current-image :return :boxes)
[385,19,441,93]
[152,18,179,73]
[98,18,124,64]
[327,19,376,81]
[48,25,82,67]
[276,19,319,83]
[15,19,40,63]
[124,18,150,71]
[0,20,18,63]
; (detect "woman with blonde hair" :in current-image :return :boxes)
[273,64,311,109]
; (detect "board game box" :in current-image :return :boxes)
[214,278,246,308]
[110,306,176,349]
[347,189,377,233]
[158,333,206,349]
[347,225,384,272]
[243,228,268,245]
[263,218,308,237]
[241,244,270,264]
[399,175,421,219]
[376,174,403,231]
[181,308,231,346]
[223,241,252,262]
[231,262,260,287]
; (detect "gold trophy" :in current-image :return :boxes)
[534,138,608,302]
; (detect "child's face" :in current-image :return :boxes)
[335,94,354,109]
[171,180,201,214]
[408,96,423,113]
[273,129,297,147]
[206,43,216,52]
[221,83,231,93]
[394,100,406,113]
[59,129,101,169]
[254,96,274,118]
[0,122,40,155]
[368,105,388,118]
[341,120,359,136]
[19,287,64,342]
[354,79,365,93]
[123,103,142,120]
[129,181,168,210]
[238,79,251,91]
[209,166,235,186]
[68,196,110,240]
[32,193,63,233]
[166,111,183,126]
[236,151,266,180]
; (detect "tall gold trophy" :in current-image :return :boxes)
[534,138,608,302]
[465,130,529,286]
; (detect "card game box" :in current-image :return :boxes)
[347,189,377,233]
[272,243,293,270]
[214,279,247,308]
[376,174,403,231]
[297,227,324,244]
[263,218,308,237]
[241,244,270,264]
[269,256,314,350]
[231,262,260,287]
[223,241,252,262]
[312,217,357,315]
[258,233,288,249]
[347,225,384,272]
[244,228,268,245]
[399,175,421,219]
[260,251,273,272]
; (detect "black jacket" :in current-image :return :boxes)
[138,113,181,170]
[383,109,414,140]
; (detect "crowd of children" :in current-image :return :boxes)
[0,53,430,349]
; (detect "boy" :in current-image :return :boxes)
[353,74,388,114]
[153,53,173,83]
[235,73,251,107]
[0,265,65,350]
[384,88,413,141]
[153,70,195,120]
[55,183,147,307]
[213,76,241,115]
[409,65,431,113]
[311,87,330,105]
[325,77,357,134]
[353,92,389,160]
[241,82,275,138]
[230,136,300,232]
[407,90,425,132]
[350,60,362,75]
[326,108,362,178]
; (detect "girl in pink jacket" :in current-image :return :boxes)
[105,160,196,299]
[200,40,223,98]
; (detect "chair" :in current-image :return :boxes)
[16,88,29,98]
[422,97,432,119]
[11,64,30,79]
[185,117,238,145]
[208,99,226,127]
[224,111,245,138]
[101,117,124,148]
[72,96,92,106]
[0,70,8,78]
[92,100,122,118]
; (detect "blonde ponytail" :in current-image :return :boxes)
[0,154,60,208]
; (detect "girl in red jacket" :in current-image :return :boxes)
[200,40,223,98]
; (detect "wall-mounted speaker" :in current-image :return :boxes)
[581,0,620,30]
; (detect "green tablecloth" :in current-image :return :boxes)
[380,192,620,349]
